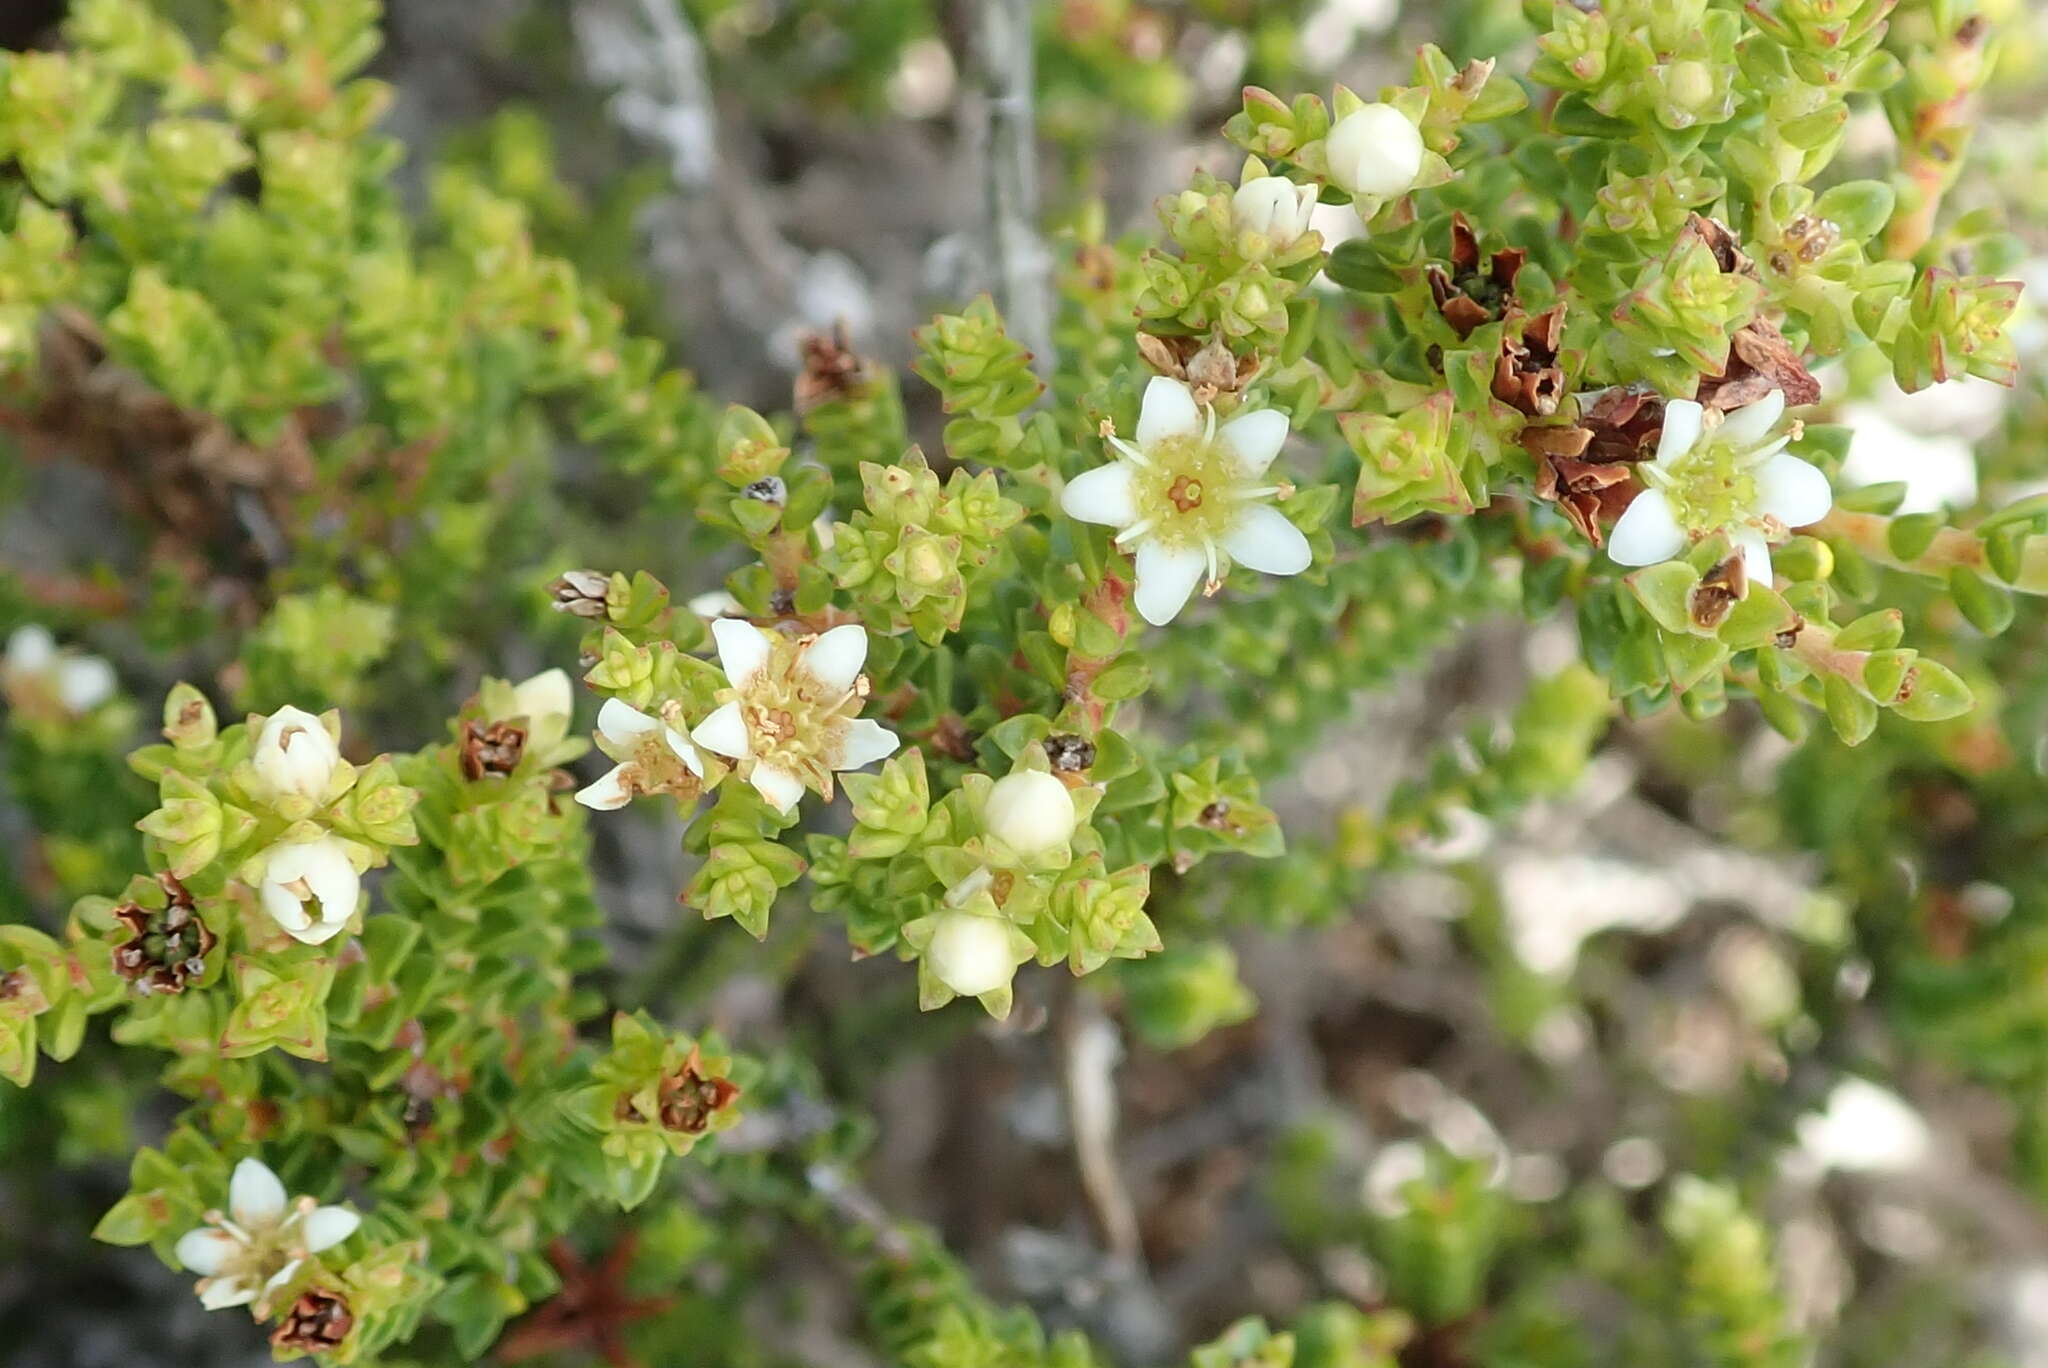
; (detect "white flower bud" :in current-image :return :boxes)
[1233,175,1318,248]
[925,912,1018,998]
[251,706,342,802]
[983,770,1077,856]
[1324,103,1424,198]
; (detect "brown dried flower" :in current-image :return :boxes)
[656,1047,741,1136]
[548,570,611,619]
[111,873,216,996]
[1491,305,1568,418]
[1696,315,1821,413]
[793,323,875,414]
[1044,734,1097,773]
[1523,385,1667,546]
[458,719,528,781]
[1428,213,1528,340]
[1688,555,1749,631]
[1135,333,1259,404]
[270,1288,354,1354]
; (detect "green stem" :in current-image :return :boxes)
[1812,508,2048,594]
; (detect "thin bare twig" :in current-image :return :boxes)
[968,0,1054,378]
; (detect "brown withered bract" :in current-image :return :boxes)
[1491,304,1568,417]
[1523,385,1667,546]
[656,1046,741,1135]
[270,1288,355,1354]
[1696,314,1822,413]
[459,719,528,781]
[793,322,874,414]
[1135,332,1259,404]
[1427,212,1529,340]
[1679,212,1758,279]
[548,569,611,618]
[1688,554,1748,631]
[111,873,216,996]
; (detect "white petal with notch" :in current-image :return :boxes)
[1133,540,1208,626]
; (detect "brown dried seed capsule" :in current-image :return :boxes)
[1044,734,1096,772]
[655,1047,741,1135]
[270,1289,354,1353]
[110,876,216,996]
[459,719,528,781]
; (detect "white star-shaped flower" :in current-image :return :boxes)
[1608,389,1832,584]
[174,1158,360,1313]
[1062,377,1312,626]
[689,620,898,814]
[575,697,705,810]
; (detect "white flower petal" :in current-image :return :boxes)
[1132,541,1208,626]
[262,1258,302,1296]
[1607,490,1687,566]
[285,918,348,947]
[711,618,773,688]
[574,763,636,811]
[1136,376,1202,449]
[229,1158,287,1228]
[199,1276,259,1310]
[1217,408,1290,478]
[664,727,704,778]
[596,696,660,745]
[5,624,54,672]
[1733,529,1774,585]
[1716,389,1786,449]
[1219,505,1313,576]
[1061,462,1139,528]
[748,762,806,815]
[261,880,315,932]
[511,668,573,725]
[1756,453,1832,528]
[1655,400,1705,466]
[803,624,869,694]
[299,846,360,925]
[836,718,900,771]
[301,1206,360,1253]
[690,701,752,760]
[56,656,116,713]
[175,1228,239,1275]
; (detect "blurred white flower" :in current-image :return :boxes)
[2,624,118,716]
[174,1158,359,1313]
[575,698,704,811]
[1795,1077,1933,1173]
